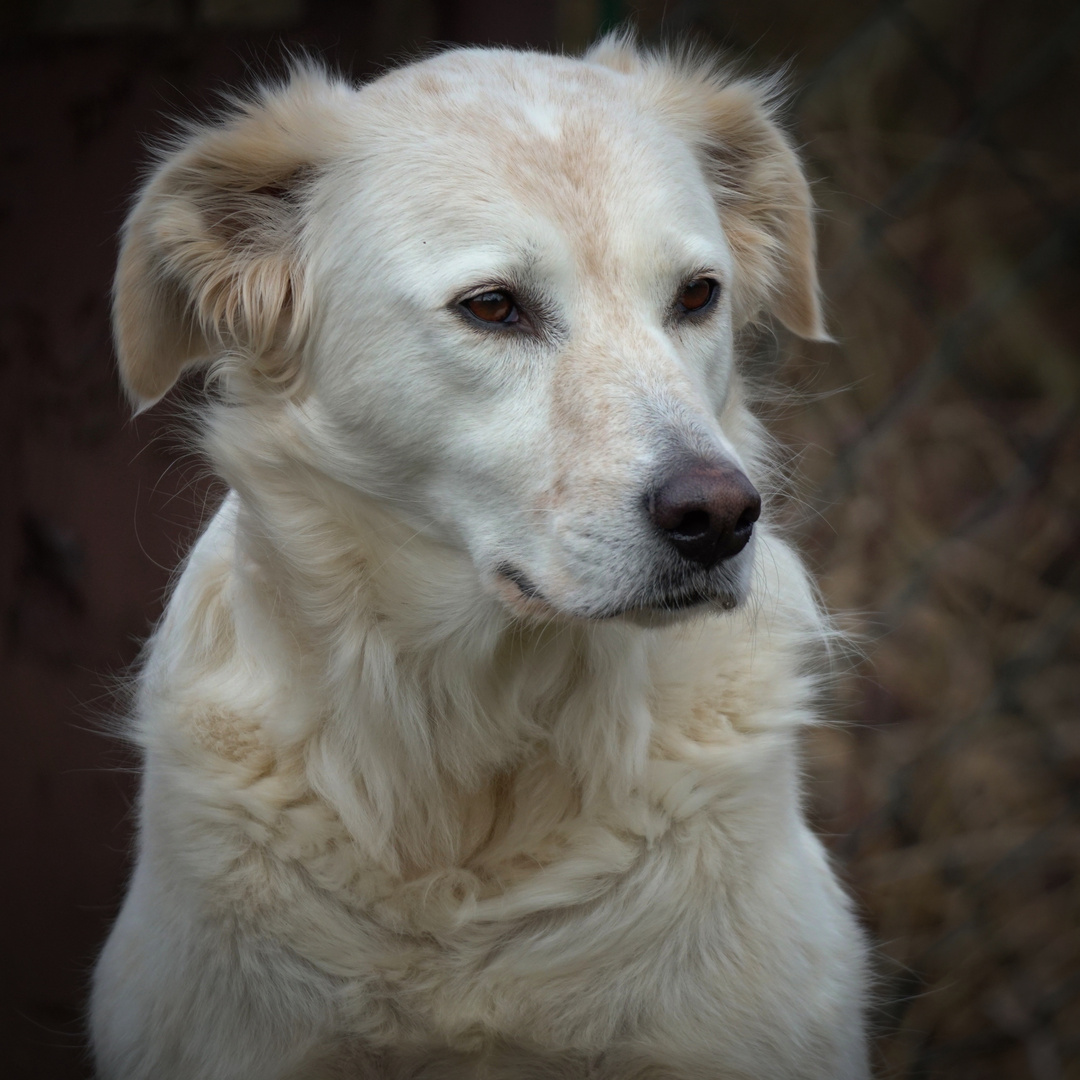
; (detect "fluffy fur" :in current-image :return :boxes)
[91,38,870,1079]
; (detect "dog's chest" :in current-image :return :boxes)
[184,724,824,1052]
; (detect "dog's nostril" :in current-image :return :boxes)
[648,466,760,569]
[734,503,759,534]
[673,508,711,540]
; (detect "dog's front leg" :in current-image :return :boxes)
[90,857,340,1080]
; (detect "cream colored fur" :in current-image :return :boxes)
[91,38,870,1080]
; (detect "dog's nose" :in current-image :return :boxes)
[648,466,761,568]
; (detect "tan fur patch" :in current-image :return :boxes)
[114,68,351,408]
[189,708,274,773]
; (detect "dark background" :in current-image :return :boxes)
[2,1,1078,1077]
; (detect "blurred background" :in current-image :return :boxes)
[1,0,1077,1077]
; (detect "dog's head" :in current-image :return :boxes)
[115,40,826,626]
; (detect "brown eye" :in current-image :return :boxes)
[463,290,519,324]
[677,278,717,314]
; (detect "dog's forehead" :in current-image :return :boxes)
[366,48,628,129]
[346,50,720,265]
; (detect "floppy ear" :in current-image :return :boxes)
[696,77,828,340]
[599,38,829,341]
[114,66,349,411]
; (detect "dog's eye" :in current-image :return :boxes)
[676,278,718,314]
[463,290,519,325]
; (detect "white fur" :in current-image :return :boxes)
[92,39,870,1079]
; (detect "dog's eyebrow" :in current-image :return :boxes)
[658,234,730,280]
[442,243,551,298]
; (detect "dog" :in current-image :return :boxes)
[90,36,870,1079]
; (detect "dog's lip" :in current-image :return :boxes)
[496,563,544,600]
[494,563,563,620]
[592,586,738,621]
[495,563,742,622]
[651,588,718,612]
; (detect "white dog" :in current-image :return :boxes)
[91,37,870,1079]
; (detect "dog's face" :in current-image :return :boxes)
[114,44,826,625]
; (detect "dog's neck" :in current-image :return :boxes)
[211,415,659,873]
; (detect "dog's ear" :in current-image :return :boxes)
[114,66,348,411]
[623,48,828,341]
[697,78,828,340]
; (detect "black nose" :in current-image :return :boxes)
[647,466,761,569]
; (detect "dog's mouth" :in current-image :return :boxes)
[494,563,743,623]
[498,563,544,600]
[588,584,741,622]
[493,563,563,620]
